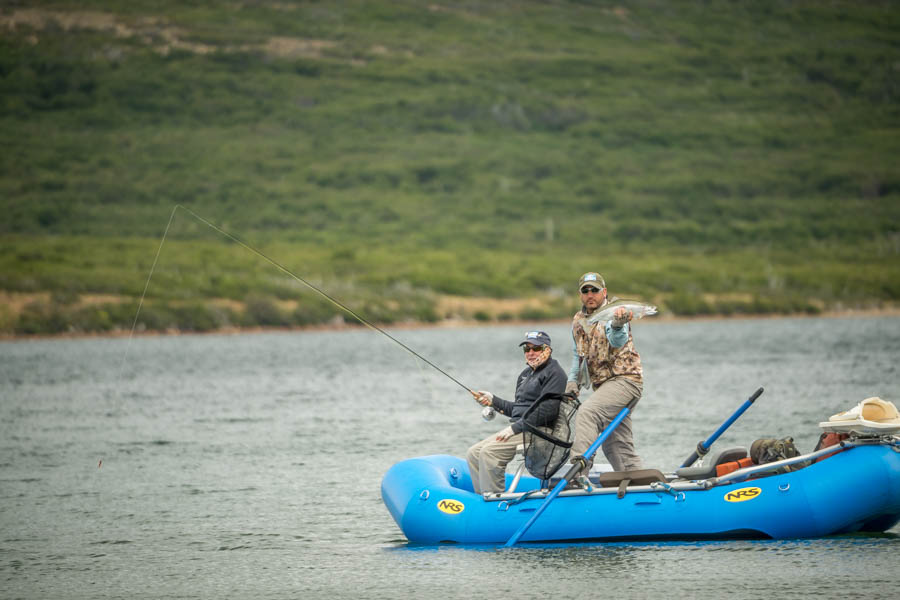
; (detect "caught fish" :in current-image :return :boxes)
[585,299,658,325]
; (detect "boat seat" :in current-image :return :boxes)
[674,446,749,480]
[506,445,574,494]
[546,468,667,496]
[589,468,668,498]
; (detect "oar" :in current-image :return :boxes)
[679,387,764,469]
[503,397,638,548]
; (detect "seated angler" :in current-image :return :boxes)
[466,331,567,495]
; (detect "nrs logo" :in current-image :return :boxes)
[437,499,465,515]
[724,487,762,503]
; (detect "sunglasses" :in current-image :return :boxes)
[523,345,545,353]
[580,286,601,294]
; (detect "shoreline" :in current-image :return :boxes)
[3,306,899,343]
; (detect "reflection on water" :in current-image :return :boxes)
[1,316,898,599]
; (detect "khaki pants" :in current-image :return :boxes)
[571,377,643,473]
[466,431,524,494]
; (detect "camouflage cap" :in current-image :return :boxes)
[578,272,605,291]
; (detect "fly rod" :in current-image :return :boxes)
[130,205,476,396]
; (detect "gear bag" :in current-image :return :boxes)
[520,392,580,480]
[749,436,810,474]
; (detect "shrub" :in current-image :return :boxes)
[244,295,289,327]
[665,293,713,316]
[15,300,67,334]
[170,303,222,332]
[292,297,339,326]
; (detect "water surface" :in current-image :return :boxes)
[1,316,898,598]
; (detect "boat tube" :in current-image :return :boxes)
[381,435,900,544]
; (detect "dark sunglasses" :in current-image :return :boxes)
[523,345,545,353]
[580,286,601,294]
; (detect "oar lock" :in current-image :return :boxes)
[696,441,710,457]
[571,454,589,468]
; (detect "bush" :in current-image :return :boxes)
[666,293,713,316]
[292,297,339,326]
[15,300,67,334]
[244,295,289,327]
[0,304,14,334]
[69,306,115,332]
[410,302,440,323]
[135,304,175,331]
[170,303,223,332]
[517,307,555,321]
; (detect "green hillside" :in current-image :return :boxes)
[2,0,899,334]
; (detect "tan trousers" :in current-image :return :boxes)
[571,377,643,472]
[466,431,524,494]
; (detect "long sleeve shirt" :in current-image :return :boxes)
[492,358,567,434]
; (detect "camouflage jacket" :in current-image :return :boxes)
[572,309,643,388]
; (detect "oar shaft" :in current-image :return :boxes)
[503,400,636,548]
[581,405,631,461]
[679,387,763,469]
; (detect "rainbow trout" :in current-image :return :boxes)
[573,299,658,390]
[583,299,658,326]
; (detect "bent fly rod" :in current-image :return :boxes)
[129,204,476,396]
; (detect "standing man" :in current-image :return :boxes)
[467,331,567,495]
[566,272,644,474]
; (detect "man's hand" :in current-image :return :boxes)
[474,391,494,407]
[495,426,515,441]
[611,307,633,329]
[565,381,580,395]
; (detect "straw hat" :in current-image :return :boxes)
[829,397,900,424]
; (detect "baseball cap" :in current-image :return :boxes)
[519,330,552,347]
[578,272,605,291]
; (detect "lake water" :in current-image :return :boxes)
[2,316,899,599]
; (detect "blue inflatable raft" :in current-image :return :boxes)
[381,437,900,544]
